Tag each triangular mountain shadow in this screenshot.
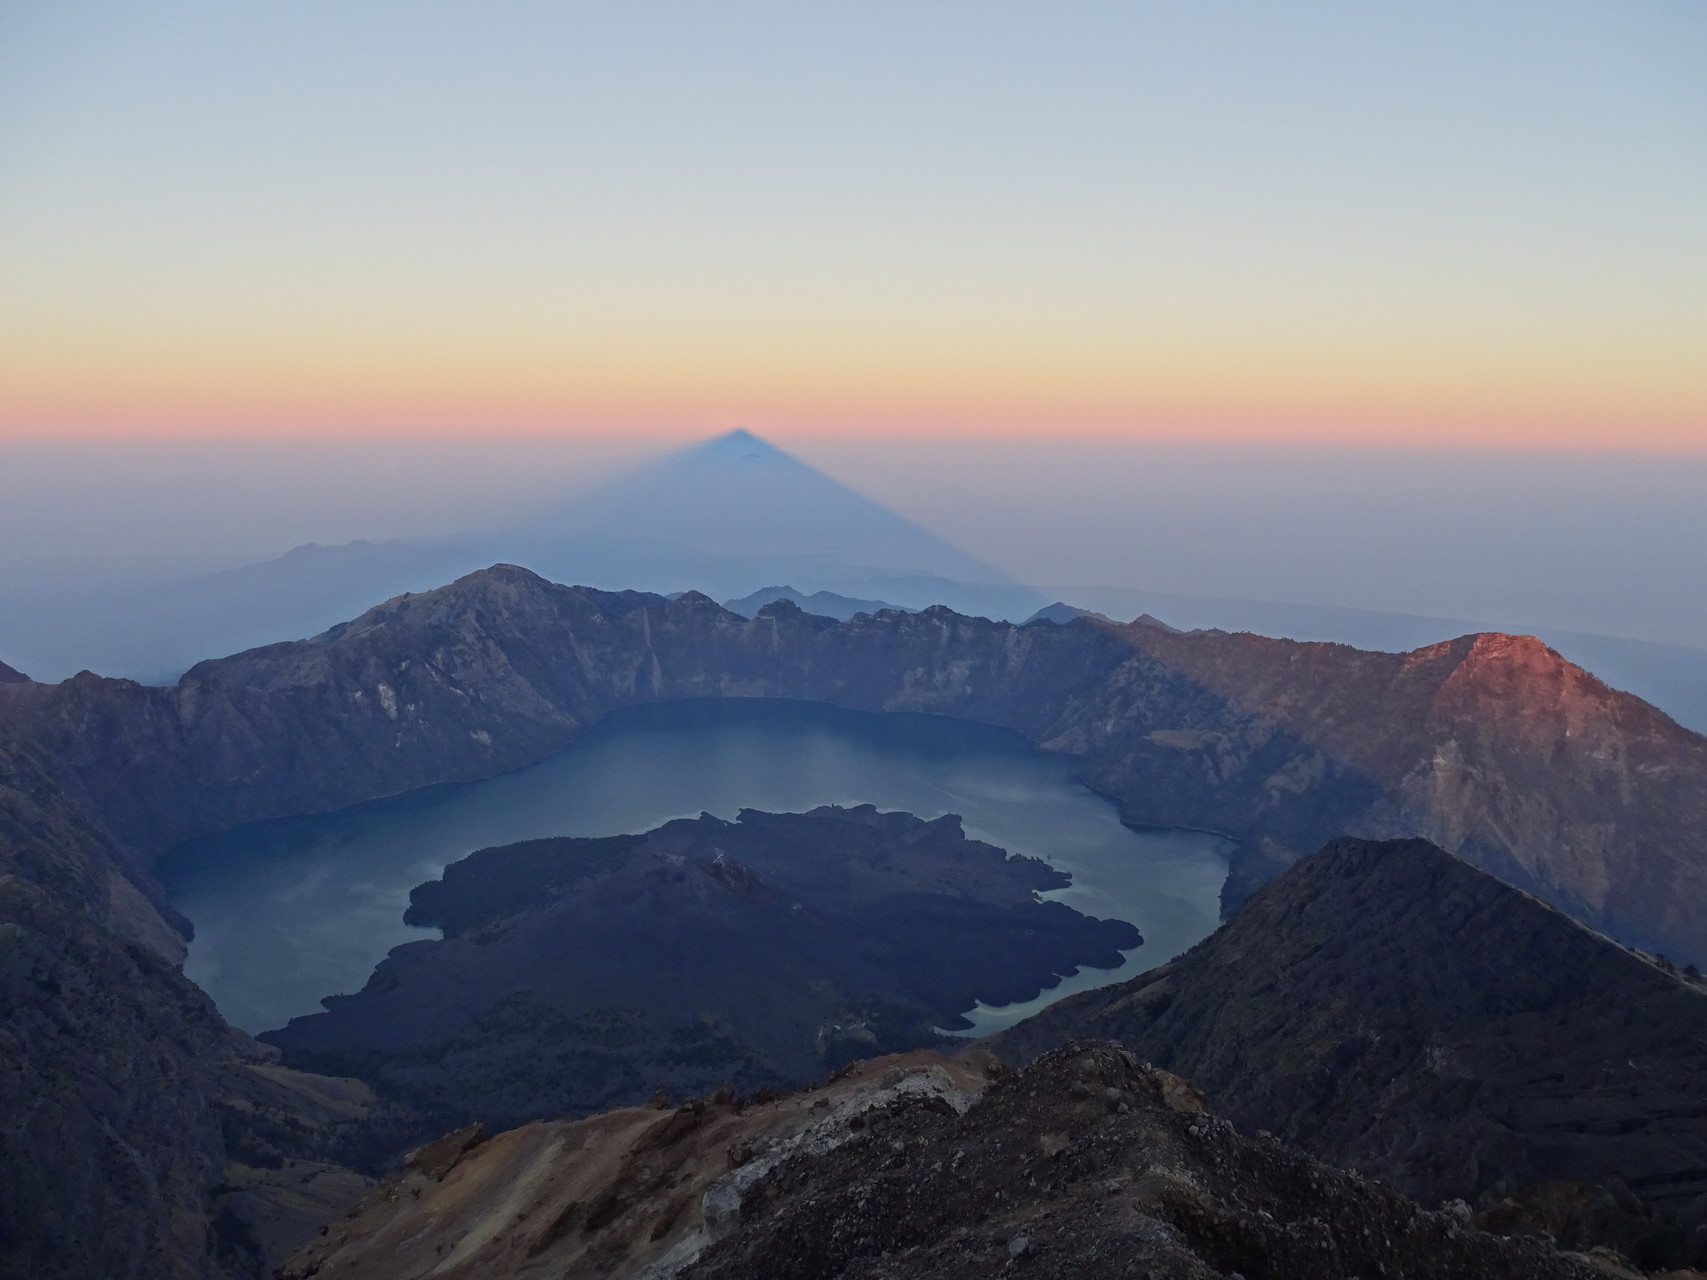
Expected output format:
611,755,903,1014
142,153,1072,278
523,429,1014,586
0,431,1049,683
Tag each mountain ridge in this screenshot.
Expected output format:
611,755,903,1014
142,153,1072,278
281,1039,1616,1280
722,584,907,620
991,837,1707,1256
3,563,1704,968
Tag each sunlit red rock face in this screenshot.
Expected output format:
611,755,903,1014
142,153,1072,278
1113,625,1707,964
3,564,1704,970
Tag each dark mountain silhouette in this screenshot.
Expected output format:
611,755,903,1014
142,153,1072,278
262,806,1137,1138
993,837,1707,1265
1024,600,1176,630
722,584,907,620
0,658,28,683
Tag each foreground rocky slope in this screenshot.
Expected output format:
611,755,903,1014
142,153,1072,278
280,1049,1000,1280
264,806,1135,1135
285,1042,1614,1280
995,837,1707,1269
1,748,374,1278
0,844,375,1278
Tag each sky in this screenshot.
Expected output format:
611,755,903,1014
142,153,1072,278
1,1,1704,449
1,3,1704,654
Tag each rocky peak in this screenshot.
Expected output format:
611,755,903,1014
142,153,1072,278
683,1040,1603,1280
993,836,1707,1265
279,1040,1611,1280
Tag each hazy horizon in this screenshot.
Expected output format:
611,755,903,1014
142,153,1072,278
1,5,1702,664
2,431,1705,655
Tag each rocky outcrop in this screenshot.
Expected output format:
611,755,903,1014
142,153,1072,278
263,807,1136,1137
685,1043,1615,1280
0,751,376,1279
279,1049,1000,1280
687,1044,1612,1280
4,564,1704,967
281,1043,1614,1280
0,820,375,1278
0,854,235,1280
992,837,1707,1270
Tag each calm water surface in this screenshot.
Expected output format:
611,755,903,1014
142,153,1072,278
162,700,1231,1034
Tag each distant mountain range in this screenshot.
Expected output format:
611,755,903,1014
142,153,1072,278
1,429,1701,737
722,584,908,620
0,431,1043,683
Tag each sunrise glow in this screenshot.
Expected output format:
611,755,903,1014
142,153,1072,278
1,2,1702,451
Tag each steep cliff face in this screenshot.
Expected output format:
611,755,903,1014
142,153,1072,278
0,661,27,684
991,838,1707,1267
0,739,380,1279
0,762,374,1280
6,564,1704,966
0,856,233,1280
1118,628,1707,958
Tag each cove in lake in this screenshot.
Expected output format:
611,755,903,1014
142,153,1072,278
161,699,1232,1036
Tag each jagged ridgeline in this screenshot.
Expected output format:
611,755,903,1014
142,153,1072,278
3,564,1707,1278
993,837,1707,1266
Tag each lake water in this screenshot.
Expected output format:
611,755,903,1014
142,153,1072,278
161,699,1231,1036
